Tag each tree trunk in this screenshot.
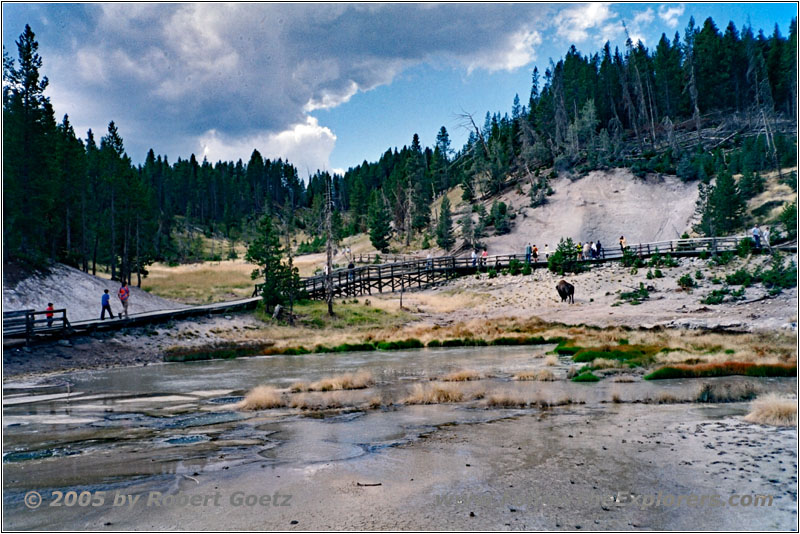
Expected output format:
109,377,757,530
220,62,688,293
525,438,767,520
110,187,117,281
325,179,334,317
136,217,141,288
81,191,88,272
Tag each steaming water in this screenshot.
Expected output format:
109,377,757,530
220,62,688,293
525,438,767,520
3,345,795,510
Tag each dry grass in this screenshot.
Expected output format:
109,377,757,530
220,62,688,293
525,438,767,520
591,358,621,369
744,393,798,426
238,385,285,410
403,382,466,404
612,376,636,383
514,369,556,381
485,393,530,408
439,369,482,382
143,260,255,304
297,371,374,392
544,355,559,366
647,391,683,404
695,381,760,403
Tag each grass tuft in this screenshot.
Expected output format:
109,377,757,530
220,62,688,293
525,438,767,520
645,362,796,380
403,382,466,404
439,369,482,382
744,393,798,426
514,369,556,381
238,385,285,410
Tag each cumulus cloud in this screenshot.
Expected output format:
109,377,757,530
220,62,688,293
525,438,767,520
198,117,337,176
553,3,618,44
658,5,686,29
6,3,557,167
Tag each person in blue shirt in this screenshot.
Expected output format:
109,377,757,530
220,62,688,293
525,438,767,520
101,289,114,320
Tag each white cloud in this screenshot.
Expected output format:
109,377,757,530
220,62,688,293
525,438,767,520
553,3,617,43
658,5,685,29
467,29,542,73
198,116,337,176
633,8,655,26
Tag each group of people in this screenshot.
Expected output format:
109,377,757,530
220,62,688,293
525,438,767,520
470,248,490,267
751,224,772,251
576,240,604,260
100,282,130,320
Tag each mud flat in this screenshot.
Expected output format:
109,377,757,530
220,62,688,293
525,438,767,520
2,345,797,531
4,403,796,531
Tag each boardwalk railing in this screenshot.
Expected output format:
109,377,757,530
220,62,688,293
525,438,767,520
3,308,72,342
255,235,772,301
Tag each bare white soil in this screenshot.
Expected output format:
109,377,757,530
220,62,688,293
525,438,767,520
3,263,186,322
375,253,798,333
454,168,700,256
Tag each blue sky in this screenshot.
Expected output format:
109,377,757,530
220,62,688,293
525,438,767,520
3,3,797,176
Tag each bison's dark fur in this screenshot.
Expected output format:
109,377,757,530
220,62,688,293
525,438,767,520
556,280,574,303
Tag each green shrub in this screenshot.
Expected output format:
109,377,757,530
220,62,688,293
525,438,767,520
701,288,729,305
619,283,649,304
572,372,601,382
521,264,532,276
554,344,583,355
488,268,498,279
621,247,645,268
508,259,523,276
677,274,696,290
725,268,752,287
332,343,376,352
709,251,734,266
280,346,311,355
736,238,754,258
755,254,797,294
695,270,704,280
548,237,586,274
427,339,442,348
653,269,663,278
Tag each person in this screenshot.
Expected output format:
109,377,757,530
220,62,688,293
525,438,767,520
347,260,355,282
619,236,627,253
118,282,130,319
596,240,603,258
481,248,488,267
583,241,591,261
590,241,597,259
762,226,772,252
471,249,478,267
101,289,114,320
532,244,539,263
576,241,583,260
525,242,532,265
544,244,550,260
426,252,433,270
752,224,761,249
46,303,54,327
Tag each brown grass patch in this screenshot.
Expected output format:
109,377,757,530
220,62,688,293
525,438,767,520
305,371,374,392
695,381,761,403
612,375,636,383
514,369,556,381
238,385,285,410
485,393,530,408
404,382,466,404
544,355,559,366
744,393,798,426
439,369,482,382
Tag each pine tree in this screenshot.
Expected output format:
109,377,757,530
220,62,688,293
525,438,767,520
367,191,391,252
245,213,294,312
436,196,455,250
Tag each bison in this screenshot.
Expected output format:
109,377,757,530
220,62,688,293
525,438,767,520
556,280,574,304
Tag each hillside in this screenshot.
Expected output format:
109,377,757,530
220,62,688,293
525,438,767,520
462,168,699,254
3,263,186,321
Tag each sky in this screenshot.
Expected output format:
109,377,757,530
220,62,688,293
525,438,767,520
2,3,797,177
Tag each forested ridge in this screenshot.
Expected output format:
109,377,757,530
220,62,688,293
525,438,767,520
3,16,797,283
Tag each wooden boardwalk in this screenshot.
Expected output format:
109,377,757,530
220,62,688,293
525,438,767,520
283,235,783,301
5,235,794,343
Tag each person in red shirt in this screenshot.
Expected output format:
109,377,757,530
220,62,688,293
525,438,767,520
46,303,54,327
118,283,130,319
